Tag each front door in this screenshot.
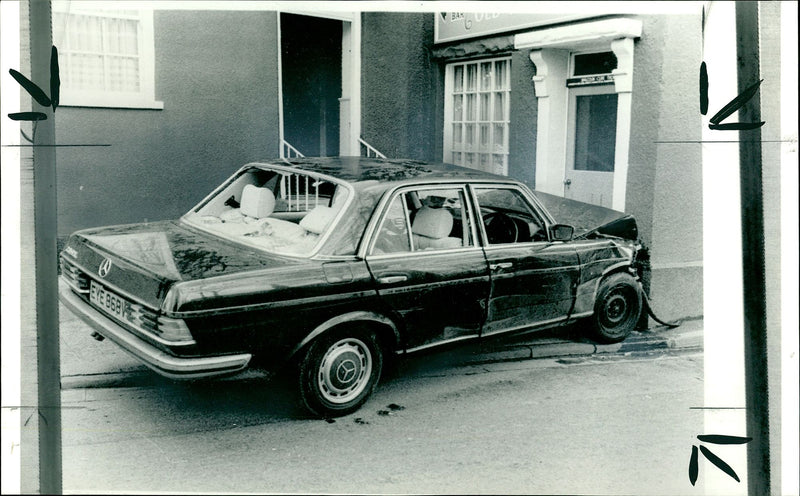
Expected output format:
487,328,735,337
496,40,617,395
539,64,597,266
471,185,580,336
564,85,618,208
365,186,489,351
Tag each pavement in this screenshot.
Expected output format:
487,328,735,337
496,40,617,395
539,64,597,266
57,279,704,390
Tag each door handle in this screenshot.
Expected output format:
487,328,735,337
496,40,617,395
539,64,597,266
563,178,572,186
377,275,408,285
489,262,513,271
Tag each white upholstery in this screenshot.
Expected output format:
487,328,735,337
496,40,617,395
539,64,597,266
413,234,462,250
411,207,462,251
411,206,453,239
219,207,245,223
300,206,336,235
240,185,276,219
264,218,307,239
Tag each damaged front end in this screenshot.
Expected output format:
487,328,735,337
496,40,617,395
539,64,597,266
534,190,647,276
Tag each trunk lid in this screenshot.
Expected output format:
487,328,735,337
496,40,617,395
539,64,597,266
61,220,302,309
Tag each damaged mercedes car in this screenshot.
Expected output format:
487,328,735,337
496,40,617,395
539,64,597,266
59,157,644,417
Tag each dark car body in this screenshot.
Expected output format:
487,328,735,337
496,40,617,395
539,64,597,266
60,157,642,415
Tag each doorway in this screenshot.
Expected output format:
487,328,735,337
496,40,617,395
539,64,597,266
280,13,342,157
564,84,618,208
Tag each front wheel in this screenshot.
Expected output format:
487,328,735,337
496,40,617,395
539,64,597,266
590,272,642,343
297,330,383,417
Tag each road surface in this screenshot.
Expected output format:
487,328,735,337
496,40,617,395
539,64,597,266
60,349,704,494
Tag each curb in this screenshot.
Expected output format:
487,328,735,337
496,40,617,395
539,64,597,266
462,327,703,366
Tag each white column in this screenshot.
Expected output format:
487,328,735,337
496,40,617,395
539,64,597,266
529,48,568,195
610,37,634,211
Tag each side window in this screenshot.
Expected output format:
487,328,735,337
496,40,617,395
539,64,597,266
372,196,411,255
473,188,547,245
371,187,474,254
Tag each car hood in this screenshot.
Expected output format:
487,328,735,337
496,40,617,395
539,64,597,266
534,191,639,242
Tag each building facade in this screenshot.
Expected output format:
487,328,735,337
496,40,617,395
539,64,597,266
52,5,703,320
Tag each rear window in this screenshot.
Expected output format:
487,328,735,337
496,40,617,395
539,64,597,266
183,167,349,256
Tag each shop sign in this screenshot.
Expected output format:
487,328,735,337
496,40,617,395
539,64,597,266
566,74,616,87
435,12,589,44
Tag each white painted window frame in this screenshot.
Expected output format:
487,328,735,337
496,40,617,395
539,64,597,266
443,56,512,176
52,2,163,109
514,18,641,211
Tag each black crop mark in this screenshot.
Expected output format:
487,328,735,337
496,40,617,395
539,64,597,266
700,61,765,131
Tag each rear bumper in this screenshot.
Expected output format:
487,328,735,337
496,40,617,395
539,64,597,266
59,284,252,380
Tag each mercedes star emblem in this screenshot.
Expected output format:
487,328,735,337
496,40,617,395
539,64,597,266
98,258,112,278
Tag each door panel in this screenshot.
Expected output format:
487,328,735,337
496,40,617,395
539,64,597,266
366,186,490,351
367,251,490,350
482,243,579,336
471,186,580,336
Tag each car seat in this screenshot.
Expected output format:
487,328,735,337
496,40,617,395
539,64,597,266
411,206,462,251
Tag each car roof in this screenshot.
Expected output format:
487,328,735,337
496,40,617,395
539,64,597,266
251,156,516,190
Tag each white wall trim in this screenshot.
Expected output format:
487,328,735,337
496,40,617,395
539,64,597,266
610,37,635,93
348,14,361,156
529,48,569,196
514,18,642,50
516,18,641,208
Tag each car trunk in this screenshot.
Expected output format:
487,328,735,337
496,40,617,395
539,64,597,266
61,220,302,310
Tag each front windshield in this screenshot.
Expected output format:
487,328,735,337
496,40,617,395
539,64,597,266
183,166,350,256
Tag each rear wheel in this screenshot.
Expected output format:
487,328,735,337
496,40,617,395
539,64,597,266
298,329,383,417
591,272,642,343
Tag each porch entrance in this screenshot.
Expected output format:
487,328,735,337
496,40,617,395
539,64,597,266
280,13,342,157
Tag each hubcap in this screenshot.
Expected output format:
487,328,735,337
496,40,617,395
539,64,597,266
317,338,372,404
602,288,629,326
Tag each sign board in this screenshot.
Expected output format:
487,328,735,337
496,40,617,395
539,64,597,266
434,12,590,44
566,74,616,87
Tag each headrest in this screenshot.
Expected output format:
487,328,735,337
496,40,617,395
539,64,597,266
240,185,275,219
300,206,337,234
411,206,453,239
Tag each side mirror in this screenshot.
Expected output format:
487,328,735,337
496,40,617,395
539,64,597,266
549,224,574,242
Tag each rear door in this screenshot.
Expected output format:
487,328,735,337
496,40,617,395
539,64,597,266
469,185,580,337
365,185,490,351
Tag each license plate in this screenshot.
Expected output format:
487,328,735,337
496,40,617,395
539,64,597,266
90,281,129,321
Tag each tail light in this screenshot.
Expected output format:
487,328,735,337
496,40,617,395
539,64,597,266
154,315,194,343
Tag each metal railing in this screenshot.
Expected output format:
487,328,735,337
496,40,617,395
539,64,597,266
359,138,386,159
281,140,305,159
278,171,331,212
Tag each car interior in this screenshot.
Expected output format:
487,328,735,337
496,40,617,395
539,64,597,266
184,168,346,255
473,188,547,244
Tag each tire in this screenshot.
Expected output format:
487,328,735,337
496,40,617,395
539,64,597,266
590,272,642,344
297,329,383,417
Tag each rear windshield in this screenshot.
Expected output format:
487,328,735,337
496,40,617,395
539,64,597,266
183,166,350,256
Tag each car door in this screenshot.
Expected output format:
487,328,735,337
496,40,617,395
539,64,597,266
470,185,580,337
364,185,490,351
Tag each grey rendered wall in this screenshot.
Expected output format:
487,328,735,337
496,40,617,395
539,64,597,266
627,15,704,320
507,50,538,188
361,12,438,161
55,11,281,237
